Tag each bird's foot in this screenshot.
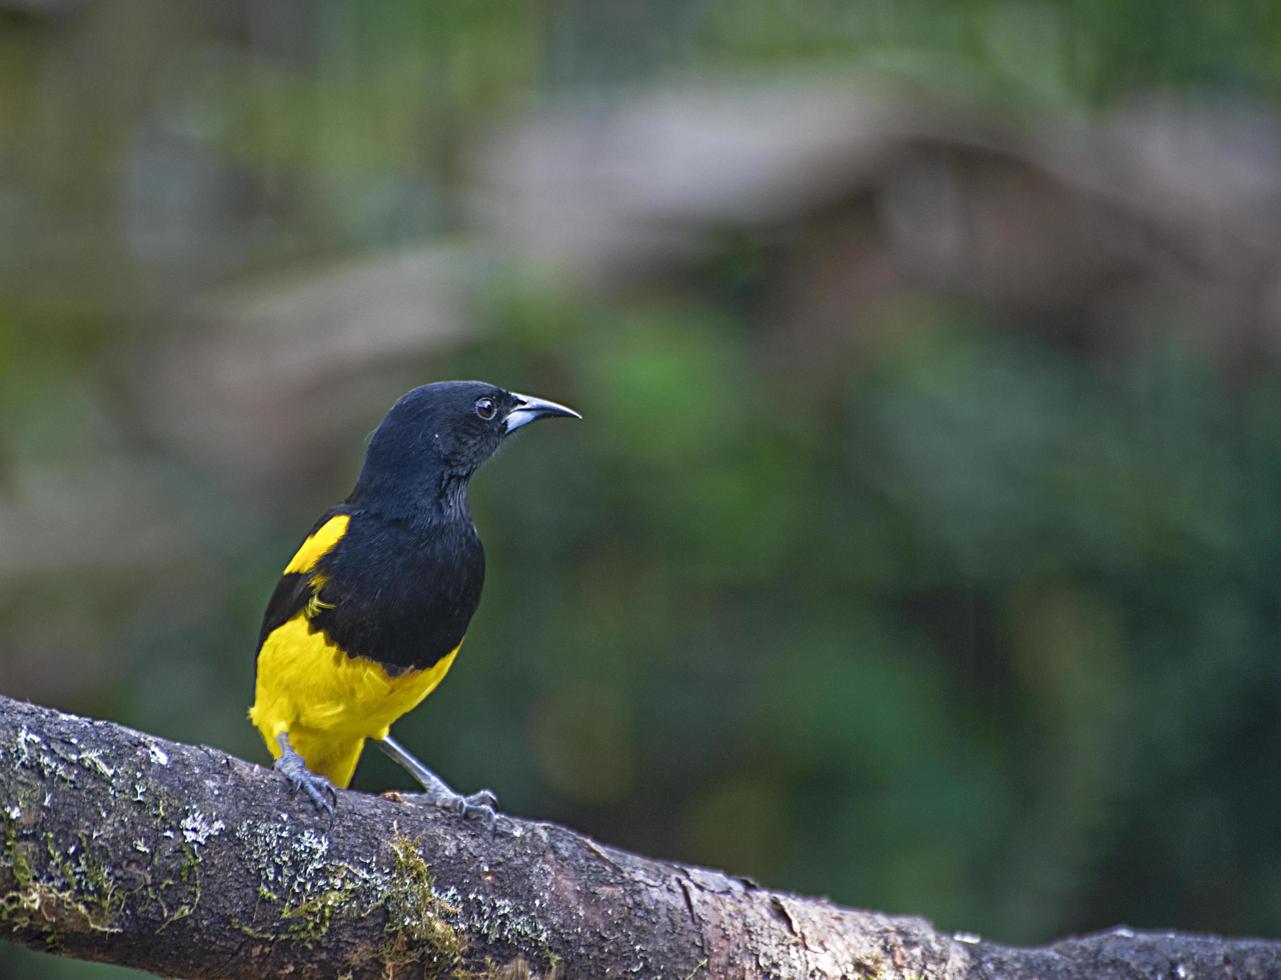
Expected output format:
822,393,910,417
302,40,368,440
274,735,337,814
431,786,498,827
393,786,498,827
463,787,498,810
374,735,497,827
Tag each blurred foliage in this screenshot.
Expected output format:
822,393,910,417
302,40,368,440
3,1,1281,977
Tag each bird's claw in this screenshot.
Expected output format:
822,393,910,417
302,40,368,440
274,754,337,815
405,787,499,827
464,787,498,810
452,793,497,829
438,787,498,828
383,788,497,826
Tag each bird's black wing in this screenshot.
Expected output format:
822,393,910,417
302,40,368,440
255,573,314,649
255,506,350,651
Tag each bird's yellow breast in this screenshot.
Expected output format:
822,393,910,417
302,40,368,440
249,615,458,786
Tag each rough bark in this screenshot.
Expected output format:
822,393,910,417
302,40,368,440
0,694,1276,979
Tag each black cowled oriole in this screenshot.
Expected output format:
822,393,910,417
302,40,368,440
249,381,579,816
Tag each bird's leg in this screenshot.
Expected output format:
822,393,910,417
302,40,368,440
376,735,497,824
274,732,337,814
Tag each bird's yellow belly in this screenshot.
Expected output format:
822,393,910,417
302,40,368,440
249,615,458,787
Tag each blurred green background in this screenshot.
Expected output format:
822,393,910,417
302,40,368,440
4,1,1281,975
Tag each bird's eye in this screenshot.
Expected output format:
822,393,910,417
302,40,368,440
475,397,497,421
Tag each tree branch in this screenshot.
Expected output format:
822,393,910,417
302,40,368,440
0,694,1275,979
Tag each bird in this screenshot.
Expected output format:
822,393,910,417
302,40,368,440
248,380,580,818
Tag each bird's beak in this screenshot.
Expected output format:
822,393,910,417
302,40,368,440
504,392,582,434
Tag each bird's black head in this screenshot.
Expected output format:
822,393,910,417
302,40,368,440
348,381,579,520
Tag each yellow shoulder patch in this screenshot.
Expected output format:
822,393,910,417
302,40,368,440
283,514,351,575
